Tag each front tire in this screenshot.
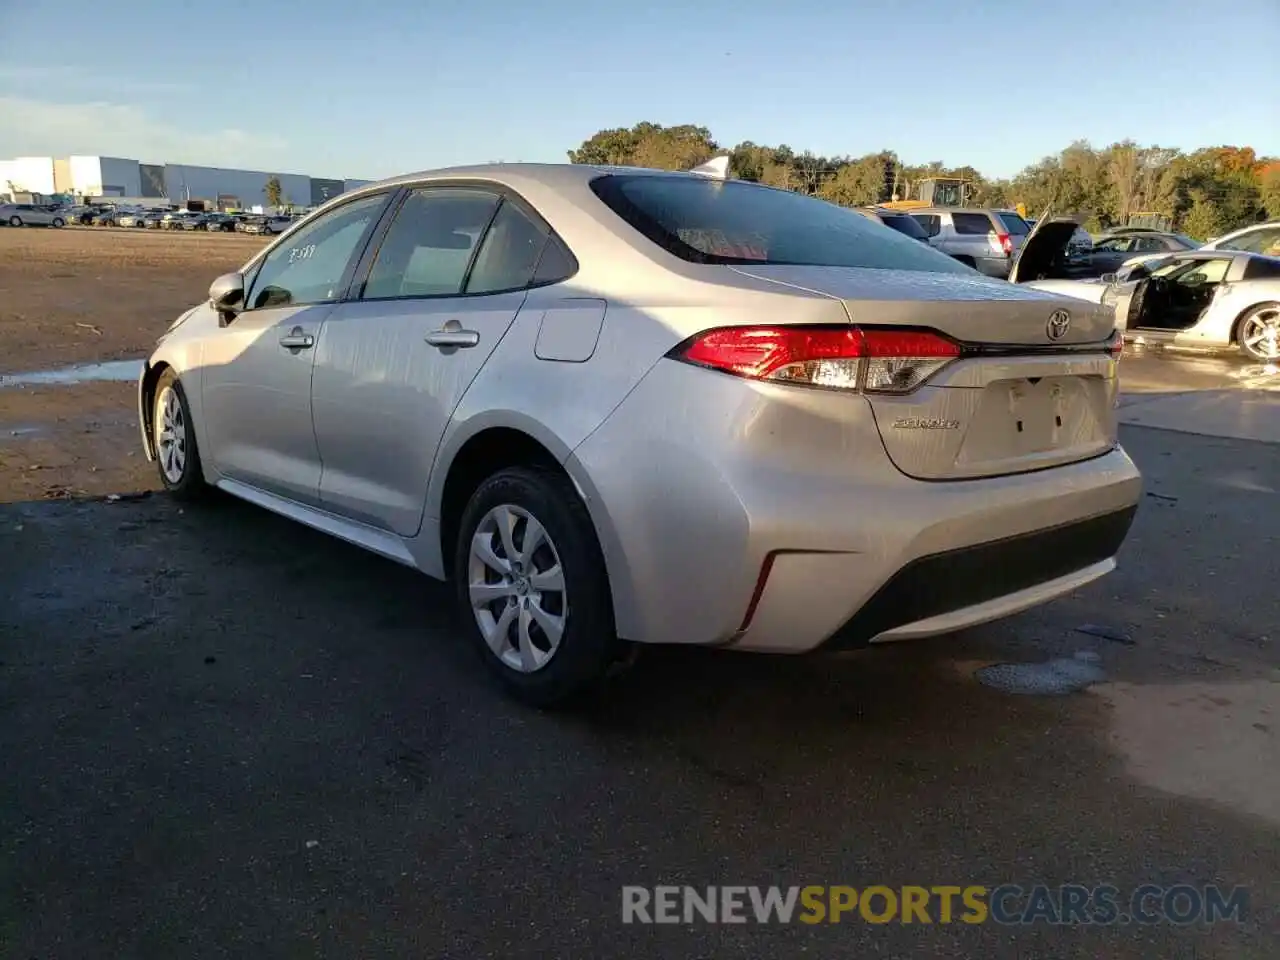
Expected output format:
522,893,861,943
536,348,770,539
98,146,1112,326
1237,303,1280,361
454,466,621,707
152,371,208,500
8,215,21,227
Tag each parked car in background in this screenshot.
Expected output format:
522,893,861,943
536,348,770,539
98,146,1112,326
908,207,1033,277
1122,220,1280,270
1035,229,1198,279
136,162,1138,705
855,206,931,242
238,214,294,235
1017,219,1280,361
1,203,66,227
202,213,239,232
90,208,121,226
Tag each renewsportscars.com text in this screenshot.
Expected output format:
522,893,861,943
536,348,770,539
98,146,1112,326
621,884,1248,926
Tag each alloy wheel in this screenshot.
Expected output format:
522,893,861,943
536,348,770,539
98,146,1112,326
155,385,188,483
1241,307,1280,361
467,504,567,673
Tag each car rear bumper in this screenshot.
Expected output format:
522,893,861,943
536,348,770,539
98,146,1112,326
569,358,1142,651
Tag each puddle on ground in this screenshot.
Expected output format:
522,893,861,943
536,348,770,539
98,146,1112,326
975,651,1106,695
1095,679,1280,827
0,359,143,388
1,425,46,439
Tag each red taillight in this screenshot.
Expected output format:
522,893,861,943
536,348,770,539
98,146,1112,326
673,325,961,394
997,232,1013,256
1108,330,1124,360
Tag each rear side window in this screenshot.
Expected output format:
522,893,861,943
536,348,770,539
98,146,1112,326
995,212,1031,235
952,212,996,235
879,214,928,240
466,200,552,294
588,176,969,274
362,188,500,299
1242,256,1280,280
912,214,941,237
531,234,578,285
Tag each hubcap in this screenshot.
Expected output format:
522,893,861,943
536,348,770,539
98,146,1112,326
468,504,566,673
1242,309,1280,360
155,385,187,483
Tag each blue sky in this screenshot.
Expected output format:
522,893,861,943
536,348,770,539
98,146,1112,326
1,0,1277,180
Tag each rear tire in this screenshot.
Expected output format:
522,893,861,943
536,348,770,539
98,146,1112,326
454,466,622,708
51,217,64,228
1236,302,1280,361
152,370,209,500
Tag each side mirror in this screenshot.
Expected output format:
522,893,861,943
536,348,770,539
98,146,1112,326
1100,273,1118,284
209,272,245,317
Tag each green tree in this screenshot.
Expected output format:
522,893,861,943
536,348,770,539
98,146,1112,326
1258,161,1280,219
263,176,284,209
568,123,1270,235
568,122,717,171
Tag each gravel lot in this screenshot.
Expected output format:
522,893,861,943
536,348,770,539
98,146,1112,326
1,227,1278,958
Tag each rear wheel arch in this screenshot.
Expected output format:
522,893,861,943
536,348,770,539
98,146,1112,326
439,427,572,580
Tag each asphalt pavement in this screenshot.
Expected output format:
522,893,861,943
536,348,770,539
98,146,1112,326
1,350,1278,959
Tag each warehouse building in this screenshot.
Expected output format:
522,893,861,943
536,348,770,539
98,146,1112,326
1,154,372,210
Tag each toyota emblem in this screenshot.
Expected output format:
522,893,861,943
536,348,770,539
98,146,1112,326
1046,309,1071,341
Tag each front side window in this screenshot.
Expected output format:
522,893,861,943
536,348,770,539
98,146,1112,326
1094,237,1134,253
911,214,942,237
1171,258,1231,286
245,193,387,310
879,213,929,240
362,189,500,299
589,175,969,274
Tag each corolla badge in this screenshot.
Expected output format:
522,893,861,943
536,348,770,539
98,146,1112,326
893,417,960,430
1046,309,1072,341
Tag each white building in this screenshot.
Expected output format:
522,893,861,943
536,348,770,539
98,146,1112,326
0,156,58,197
2,154,372,208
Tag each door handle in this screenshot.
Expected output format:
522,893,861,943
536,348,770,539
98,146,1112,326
279,327,315,350
425,327,480,349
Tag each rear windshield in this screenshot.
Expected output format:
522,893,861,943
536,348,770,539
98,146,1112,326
589,175,971,274
996,212,1031,235
878,213,928,240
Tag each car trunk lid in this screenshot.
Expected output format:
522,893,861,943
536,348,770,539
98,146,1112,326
729,264,1120,480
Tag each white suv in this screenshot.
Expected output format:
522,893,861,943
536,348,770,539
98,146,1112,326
1,203,66,228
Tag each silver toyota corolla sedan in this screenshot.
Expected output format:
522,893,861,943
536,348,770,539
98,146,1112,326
138,161,1142,705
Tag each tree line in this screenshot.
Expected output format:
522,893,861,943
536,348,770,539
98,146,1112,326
568,123,1280,238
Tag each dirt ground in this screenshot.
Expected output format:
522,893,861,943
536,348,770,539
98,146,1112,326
0,228,265,501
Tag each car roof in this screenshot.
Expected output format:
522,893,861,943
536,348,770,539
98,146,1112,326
352,162,715,197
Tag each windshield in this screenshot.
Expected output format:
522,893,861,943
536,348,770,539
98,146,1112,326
589,175,972,274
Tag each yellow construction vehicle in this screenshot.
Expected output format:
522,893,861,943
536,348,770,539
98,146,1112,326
880,176,971,210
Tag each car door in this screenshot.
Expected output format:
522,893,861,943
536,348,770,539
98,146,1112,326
199,191,390,504
311,186,552,536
